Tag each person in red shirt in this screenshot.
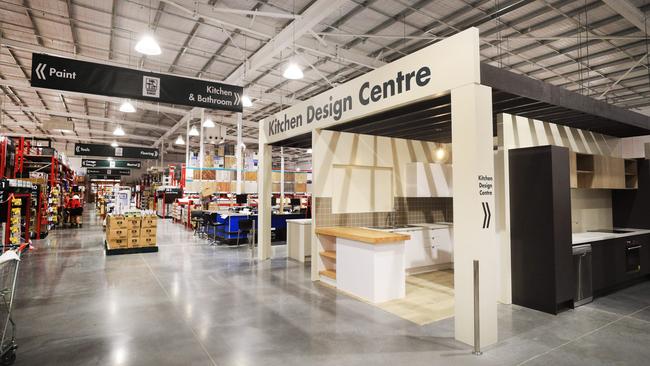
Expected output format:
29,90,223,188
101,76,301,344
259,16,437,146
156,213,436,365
69,194,83,227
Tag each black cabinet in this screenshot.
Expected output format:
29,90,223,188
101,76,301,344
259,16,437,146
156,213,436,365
509,146,573,314
591,234,650,294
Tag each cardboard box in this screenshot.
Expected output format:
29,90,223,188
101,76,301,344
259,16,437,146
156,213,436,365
107,215,128,230
140,236,157,247
126,228,140,239
127,237,141,248
141,216,157,228
107,228,129,240
126,217,142,229
140,227,157,238
107,237,128,249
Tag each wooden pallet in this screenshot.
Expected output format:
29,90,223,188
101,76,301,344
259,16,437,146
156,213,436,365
104,241,159,256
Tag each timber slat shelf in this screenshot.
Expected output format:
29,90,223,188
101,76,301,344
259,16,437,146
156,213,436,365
319,251,336,260
319,269,336,280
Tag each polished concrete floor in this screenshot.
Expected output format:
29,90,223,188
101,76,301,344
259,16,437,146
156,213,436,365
11,208,650,366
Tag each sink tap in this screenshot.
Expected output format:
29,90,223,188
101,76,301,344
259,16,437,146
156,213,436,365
385,210,397,228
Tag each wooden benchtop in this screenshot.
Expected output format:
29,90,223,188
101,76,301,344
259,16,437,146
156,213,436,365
315,227,410,244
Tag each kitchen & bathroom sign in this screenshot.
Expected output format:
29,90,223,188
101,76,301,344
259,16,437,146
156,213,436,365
31,53,243,112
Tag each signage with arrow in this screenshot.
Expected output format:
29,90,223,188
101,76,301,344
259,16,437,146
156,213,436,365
31,53,243,112
481,202,491,229
75,143,158,159
82,159,141,168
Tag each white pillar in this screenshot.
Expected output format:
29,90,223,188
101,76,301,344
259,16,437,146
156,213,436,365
280,146,285,212
199,109,205,191
451,83,498,347
185,116,190,169
236,113,243,194
160,144,164,167
257,135,272,260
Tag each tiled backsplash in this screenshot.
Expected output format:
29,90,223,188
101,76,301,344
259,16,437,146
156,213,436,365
315,197,453,227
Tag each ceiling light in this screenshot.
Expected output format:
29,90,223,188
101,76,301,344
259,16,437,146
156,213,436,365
203,117,215,128
135,34,161,56
119,99,136,113
307,148,312,154
435,147,446,161
283,60,303,80
175,135,185,145
188,125,200,136
242,95,253,107
107,157,114,161
111,140,119,148
113,125,125,136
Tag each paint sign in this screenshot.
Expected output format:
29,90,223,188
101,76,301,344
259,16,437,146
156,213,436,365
31,53,243,112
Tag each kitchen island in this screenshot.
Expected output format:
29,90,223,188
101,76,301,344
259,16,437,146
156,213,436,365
315,227,410,303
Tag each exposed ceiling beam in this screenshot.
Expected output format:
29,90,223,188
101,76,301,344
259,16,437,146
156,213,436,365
0,133,153,148
602,0,648,32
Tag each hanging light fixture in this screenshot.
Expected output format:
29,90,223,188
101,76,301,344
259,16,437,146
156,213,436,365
111,140,119,148
188,125,200,136
113,125,125,136
283,58,303,80
203,117,215,128
175,135,185,145
242,95,253,107
119,99,136,113
107,157,114,161
435,146,446,161
135,34,161,55
135,0,161,56
307,148,312,154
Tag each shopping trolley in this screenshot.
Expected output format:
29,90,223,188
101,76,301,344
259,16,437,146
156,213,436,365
0,244,28,366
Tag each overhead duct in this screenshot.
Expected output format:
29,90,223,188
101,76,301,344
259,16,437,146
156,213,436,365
43,117,75,133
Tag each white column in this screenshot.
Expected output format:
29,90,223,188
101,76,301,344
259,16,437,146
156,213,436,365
451,83,498,347
185,116,190,169
199,109,205,191
257,130,272,260
236,113,243,194
280,146,285,212
160,144,164,167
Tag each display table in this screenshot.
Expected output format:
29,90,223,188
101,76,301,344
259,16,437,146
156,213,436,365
287,219,312,262
315,227,409,303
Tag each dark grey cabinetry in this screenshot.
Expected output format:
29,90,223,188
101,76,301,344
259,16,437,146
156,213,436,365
591,234,649,294
509,145,573,314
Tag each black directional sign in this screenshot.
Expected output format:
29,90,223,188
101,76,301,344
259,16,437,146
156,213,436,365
89,175,122,180
74,143,159,159
31,53,243,112
82,159,141,169
87,168,131,176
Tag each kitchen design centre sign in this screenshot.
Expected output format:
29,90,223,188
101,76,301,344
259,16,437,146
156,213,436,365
75,143,159,159
262,28,480,143
31,53,243,112
87,168,131,176
82,159,141,169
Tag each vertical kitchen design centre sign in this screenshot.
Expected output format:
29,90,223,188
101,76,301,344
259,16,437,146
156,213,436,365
31,53,243,112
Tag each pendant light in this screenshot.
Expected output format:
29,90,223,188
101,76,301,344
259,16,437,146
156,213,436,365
119,99,136,113
135,34,161,56
175,135,185,145
203,117,215,128
113,125,125,136
283,58,303,80
242,95,253,107
135,0,161,56
188,125,200,136
111,140,119,148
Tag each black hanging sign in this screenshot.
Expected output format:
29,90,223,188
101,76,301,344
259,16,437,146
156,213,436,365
89,175,122,180
31,53,243,112
74,143,159,159
82,159,142,169
87,168,131,176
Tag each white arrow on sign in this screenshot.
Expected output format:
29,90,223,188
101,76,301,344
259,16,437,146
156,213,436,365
35,63,47,80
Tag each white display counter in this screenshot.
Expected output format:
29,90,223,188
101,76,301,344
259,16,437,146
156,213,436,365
286,219,312,262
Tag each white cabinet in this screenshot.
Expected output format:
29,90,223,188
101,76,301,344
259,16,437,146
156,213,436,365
405,162,453,197
424,227,453,264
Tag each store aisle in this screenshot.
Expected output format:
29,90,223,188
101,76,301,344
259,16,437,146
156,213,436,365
10,207,650,366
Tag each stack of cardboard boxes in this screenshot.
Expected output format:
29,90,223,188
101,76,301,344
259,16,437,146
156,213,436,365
105,212,158,249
